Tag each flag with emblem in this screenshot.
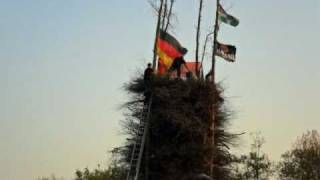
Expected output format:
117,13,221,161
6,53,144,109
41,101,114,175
218,4,239,27
216,42,237,62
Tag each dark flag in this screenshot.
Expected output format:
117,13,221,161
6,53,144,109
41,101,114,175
216,42,237,62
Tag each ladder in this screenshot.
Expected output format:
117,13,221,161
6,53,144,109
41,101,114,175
126,95,153,180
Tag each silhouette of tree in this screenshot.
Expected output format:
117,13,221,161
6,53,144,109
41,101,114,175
35,175,64,180
278,130,320,180
74,163,126,180
232,132,274,180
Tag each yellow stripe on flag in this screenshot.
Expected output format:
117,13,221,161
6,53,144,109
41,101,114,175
157,47,175,68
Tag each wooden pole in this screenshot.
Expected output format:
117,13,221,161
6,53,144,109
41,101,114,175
195,0,203,78
148,1,164,179
209,0,219,177
152,0,164,70
211,0,219,84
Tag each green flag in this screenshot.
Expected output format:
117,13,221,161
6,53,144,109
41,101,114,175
218,4,239,27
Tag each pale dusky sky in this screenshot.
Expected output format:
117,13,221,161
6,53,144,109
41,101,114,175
0,0,319,179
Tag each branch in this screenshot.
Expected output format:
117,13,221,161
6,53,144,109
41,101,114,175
200,31,213,69
164,0,175,32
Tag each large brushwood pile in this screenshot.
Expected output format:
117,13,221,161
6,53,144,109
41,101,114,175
119,76,237,180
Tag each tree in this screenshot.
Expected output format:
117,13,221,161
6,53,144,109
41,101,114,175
232,132,274,180
278,130,320,180
74,163,126,180
35,175,64,180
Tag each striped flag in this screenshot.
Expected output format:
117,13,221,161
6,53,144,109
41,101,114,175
156,30,187,74
218,4,239,27
216,42,237,62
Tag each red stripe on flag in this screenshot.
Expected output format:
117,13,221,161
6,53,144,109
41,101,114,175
157,59,168,75
157,37,183,58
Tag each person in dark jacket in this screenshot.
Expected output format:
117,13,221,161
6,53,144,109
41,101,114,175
143,63,153,103
168,48,189,78
144,63,153,81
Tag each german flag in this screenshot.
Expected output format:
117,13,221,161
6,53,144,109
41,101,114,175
157,30,187,74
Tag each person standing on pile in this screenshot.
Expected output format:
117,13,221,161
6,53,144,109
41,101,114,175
144,63,154,82
168,48,190,78
143,63,153,103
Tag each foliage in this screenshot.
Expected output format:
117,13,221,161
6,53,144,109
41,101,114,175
278,130,320,180
116,76,239,179
232,132,274,180
35,175,64,180
74,163,126,180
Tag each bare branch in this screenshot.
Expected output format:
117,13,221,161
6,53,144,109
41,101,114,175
200,31,213,68
148,0,158,13
164,0,175,32
161,0,168,29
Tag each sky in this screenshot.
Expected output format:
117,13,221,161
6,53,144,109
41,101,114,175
0,0,319,179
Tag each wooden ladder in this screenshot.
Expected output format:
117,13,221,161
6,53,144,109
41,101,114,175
126,96,153,180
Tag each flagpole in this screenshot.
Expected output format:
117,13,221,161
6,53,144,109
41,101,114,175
211,0,219,84
152,0,164,70
148,1,164,179
195,0,203,78
209,0,219,177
